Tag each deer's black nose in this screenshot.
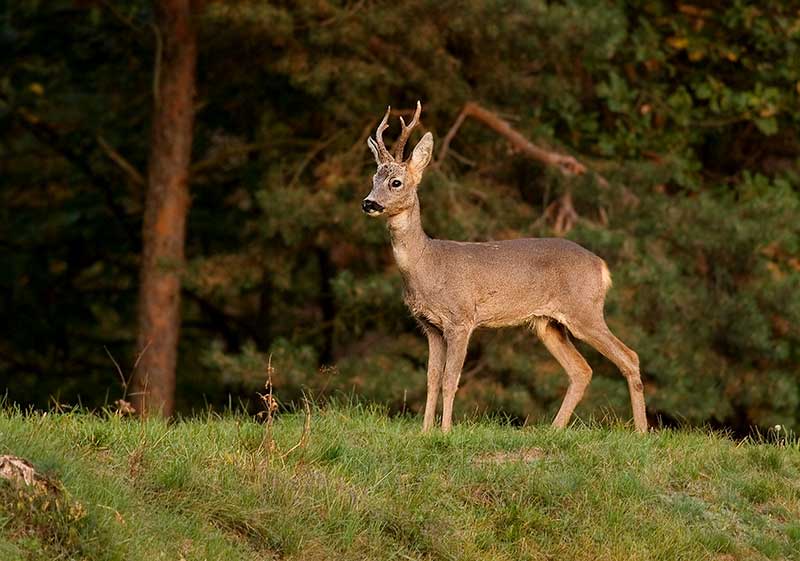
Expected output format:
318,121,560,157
362,199,384,214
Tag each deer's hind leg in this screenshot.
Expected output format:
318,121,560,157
569,315,648,433
534,318,593,429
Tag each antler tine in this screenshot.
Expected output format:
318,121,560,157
393,100,422,161
374,105,393,163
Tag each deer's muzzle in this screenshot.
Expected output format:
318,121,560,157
362,199,384,215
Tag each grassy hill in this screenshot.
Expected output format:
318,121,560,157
1,406,799,561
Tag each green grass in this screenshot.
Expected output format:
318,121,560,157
1,406,800,560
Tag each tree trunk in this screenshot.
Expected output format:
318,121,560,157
131,0,197,417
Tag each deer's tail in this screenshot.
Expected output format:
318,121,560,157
600,260,613,293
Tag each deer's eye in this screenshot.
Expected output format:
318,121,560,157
390,179,402,189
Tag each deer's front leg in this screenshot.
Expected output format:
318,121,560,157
441,327,472,433
422,325,446,432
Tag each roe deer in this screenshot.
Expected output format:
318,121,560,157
362,101,647,433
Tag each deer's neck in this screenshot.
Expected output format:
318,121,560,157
387,195,429,275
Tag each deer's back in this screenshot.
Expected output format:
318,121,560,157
404,237,610,330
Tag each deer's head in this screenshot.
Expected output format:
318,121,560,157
362,101,433,217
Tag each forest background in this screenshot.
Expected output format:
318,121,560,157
2,0,799,434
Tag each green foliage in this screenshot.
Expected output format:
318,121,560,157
2,408,800,560
1,1,799,430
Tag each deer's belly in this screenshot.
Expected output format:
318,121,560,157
404,283,546,331
476,306,542,329
470,284,550,328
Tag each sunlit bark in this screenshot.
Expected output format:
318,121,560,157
131,0,197,417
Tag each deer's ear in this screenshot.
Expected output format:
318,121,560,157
367,137,382,164
409,132,434,172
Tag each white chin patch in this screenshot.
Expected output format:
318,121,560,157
366,210,384,216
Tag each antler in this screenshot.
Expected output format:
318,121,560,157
373,106,393,163
393,100,422,161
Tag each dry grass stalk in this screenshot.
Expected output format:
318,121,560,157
105,340,152,417
256,355,312,464
280,397,311,461
257,354,279,457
